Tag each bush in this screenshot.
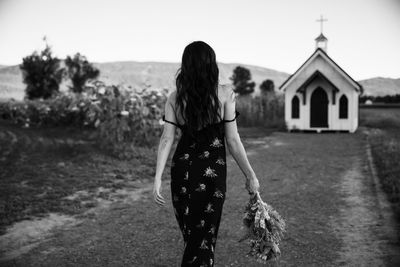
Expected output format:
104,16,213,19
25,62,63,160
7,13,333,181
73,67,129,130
230,66,255,96
0,80,169,159
0,92,92,127
360,94,400,104
259,79,275,94
65,53,100,93
92,81,167,158
20,44,64,100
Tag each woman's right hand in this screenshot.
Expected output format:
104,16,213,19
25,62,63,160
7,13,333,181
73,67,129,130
153,178,166,206
245,175,260,195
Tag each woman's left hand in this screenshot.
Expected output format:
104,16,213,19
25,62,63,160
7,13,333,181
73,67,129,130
153,178,166,206
245,175,260,195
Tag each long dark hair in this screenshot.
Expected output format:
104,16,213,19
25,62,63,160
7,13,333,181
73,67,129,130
175,41,220,137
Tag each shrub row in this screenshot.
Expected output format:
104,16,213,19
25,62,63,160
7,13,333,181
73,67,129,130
0,81,168,158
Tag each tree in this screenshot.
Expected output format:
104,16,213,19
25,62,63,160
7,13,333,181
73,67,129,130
229,66,255,96
65,53,100,93
260,79,275,95
20,44,64,100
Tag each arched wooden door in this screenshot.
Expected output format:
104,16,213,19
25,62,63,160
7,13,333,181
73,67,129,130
310,87,328,127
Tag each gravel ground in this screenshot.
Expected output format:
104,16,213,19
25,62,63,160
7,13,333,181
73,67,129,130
2,129,400,266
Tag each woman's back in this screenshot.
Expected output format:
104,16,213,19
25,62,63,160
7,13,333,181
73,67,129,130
167,83,231,129
162,83,239,154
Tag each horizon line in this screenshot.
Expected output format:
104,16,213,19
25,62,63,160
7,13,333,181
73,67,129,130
0,60,398,81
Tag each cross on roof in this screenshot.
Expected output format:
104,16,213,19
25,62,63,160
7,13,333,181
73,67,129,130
316,15,328,33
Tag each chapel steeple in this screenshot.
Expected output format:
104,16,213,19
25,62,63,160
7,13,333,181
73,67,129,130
315,15,328,53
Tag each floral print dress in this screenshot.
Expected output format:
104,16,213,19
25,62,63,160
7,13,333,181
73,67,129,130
162,110,240,267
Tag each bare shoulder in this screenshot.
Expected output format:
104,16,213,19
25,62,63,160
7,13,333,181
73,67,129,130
167,90,177,105
218,83,235,103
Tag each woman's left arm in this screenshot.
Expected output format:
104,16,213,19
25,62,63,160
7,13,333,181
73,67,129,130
153,93,177,206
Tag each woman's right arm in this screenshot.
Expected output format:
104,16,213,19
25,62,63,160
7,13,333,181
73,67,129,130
223,86,260,194
153,92,177,206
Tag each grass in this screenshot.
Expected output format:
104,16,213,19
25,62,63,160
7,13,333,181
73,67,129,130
360,107,400,219
0,118,275,235
0,120,159,235
1,104,399,236
2,105,400,265
9,130,363,266
359,107,400,129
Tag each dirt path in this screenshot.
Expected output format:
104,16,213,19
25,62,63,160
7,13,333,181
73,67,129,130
2,130,400,266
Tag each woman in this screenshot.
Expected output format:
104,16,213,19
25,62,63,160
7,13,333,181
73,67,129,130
153,41,260,267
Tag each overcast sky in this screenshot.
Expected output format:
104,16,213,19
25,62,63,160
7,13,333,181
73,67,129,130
0,0,399,80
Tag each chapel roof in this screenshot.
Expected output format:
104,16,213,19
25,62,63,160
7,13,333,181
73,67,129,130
279,48,362,92
296,70,339,93
315,33,328,42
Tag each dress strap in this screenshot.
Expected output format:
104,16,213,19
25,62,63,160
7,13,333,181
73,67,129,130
162,115,183,129
223,110,240,122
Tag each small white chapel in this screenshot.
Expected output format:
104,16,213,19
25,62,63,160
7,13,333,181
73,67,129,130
280,16,362,133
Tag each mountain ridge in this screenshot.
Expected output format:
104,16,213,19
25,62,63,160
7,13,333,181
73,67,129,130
0,61,398,100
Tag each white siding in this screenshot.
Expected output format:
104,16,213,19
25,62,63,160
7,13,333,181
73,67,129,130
284,53,360,132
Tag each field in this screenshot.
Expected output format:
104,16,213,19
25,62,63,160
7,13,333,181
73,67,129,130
2,122,400,266
0,120,158,235
359,107,400,219
360,106,400,129
0,105,400,265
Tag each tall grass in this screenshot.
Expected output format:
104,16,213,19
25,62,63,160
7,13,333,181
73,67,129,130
359,108,400,129
235,93,285,129
361,107,400,220
369,129,400,219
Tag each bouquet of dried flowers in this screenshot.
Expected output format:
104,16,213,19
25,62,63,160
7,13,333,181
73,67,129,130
239,191,286,264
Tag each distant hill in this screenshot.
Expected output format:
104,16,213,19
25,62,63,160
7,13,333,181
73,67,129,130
0,61,290,100
358,77,400,97
95,61,290,92
0,61,398,101
0,65,25,100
